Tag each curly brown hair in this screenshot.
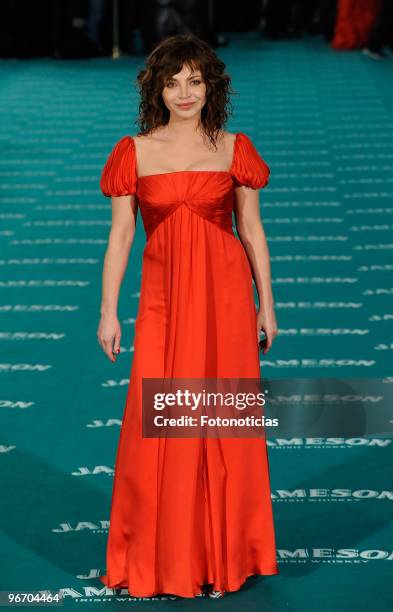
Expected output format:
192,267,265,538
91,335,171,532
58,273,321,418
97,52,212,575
133,34,237,150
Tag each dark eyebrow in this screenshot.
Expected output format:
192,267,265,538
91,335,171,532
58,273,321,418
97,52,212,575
167,73,202,81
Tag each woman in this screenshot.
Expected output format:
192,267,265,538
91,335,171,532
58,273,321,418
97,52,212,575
97,33,279,599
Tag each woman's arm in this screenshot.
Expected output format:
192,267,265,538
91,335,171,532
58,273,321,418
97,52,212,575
234,186,278,354
97,195,138,362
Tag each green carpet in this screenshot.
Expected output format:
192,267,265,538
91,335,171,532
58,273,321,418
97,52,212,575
1,32,393,611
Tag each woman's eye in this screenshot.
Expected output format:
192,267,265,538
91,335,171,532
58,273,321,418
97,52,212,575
165,79,202,88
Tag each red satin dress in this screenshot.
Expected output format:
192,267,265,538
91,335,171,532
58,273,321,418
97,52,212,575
99,132,279,597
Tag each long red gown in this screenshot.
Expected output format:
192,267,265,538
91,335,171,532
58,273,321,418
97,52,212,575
98,131,279,597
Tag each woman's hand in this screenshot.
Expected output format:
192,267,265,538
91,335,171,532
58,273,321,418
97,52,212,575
97,313,121,363
256,304,278,355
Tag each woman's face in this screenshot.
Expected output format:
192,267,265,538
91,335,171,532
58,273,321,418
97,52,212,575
161,63,206,119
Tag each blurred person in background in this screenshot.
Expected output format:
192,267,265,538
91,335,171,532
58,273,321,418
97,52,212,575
315,0,338,41
263,0,319,39
140,0,215,54
51,0,134,59
50,0,103,58
363,0,393,59
86,0,107,56
331,0,381,50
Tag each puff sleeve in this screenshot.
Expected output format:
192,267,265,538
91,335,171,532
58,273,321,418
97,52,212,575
100,135,137,197
231,132,270,190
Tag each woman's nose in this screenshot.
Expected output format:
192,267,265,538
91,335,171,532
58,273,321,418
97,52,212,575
179,86,190,98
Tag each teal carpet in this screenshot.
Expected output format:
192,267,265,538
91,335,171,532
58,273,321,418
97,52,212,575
1,33,393,611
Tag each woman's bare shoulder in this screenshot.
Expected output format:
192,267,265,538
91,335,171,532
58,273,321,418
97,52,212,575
221,130,237,148
132,133,153,158
220,131,237,158
133,132,155,141
132,130,164,153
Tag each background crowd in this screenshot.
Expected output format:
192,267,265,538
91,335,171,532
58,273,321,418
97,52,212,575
0,0,392,60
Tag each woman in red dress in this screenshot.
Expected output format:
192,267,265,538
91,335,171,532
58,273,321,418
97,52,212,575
97,33,279,599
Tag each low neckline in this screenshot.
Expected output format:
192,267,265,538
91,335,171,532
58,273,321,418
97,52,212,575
133,132,240,180
138,169,232,181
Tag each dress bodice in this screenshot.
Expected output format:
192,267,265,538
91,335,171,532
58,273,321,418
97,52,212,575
100,132,270,241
